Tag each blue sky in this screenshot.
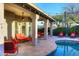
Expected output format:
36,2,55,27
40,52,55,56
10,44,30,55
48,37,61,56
35,3,79,16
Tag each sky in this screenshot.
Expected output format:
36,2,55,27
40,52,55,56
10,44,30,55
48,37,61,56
35,3,68,27
35,3,79,16
35,3,79,27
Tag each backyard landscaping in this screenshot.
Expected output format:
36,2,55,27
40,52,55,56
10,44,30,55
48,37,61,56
53,25,79,37
3,3,79,56
38,25,79,38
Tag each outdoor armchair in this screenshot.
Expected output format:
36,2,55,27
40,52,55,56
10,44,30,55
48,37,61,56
4,41,18,56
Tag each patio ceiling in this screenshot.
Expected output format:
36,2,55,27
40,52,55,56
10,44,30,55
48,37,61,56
27,3,55,21
16,3,55,22
4,3,55,22
4,4,33,18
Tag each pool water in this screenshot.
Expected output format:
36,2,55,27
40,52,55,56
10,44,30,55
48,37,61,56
0,44,4,56
47,40,79,56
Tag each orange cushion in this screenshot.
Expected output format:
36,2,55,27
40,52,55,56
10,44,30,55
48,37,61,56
16,34,26,40
15,34,32,41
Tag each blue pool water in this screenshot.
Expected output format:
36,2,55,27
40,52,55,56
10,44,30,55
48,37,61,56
47,40,79,56
0,44,4,56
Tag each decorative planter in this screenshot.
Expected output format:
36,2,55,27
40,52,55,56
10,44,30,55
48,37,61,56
58,32,64,37
70,32,77,38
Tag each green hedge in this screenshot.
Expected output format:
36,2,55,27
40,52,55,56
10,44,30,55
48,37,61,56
53,27,69,36
69,25,79,36
38,28,44,32
38,25,79,37
38,27,50,35
53,25,79,36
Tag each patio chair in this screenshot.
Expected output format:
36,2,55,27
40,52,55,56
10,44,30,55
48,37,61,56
38,32,44,38
4,41,18,56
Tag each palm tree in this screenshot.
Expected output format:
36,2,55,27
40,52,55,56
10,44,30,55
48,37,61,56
64,4,79,26
53,14,63,27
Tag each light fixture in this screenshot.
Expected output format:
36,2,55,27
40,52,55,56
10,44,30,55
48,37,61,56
21,12,24,21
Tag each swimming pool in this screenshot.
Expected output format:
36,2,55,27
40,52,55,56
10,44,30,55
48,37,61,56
47,40,79,56
0,44,4,56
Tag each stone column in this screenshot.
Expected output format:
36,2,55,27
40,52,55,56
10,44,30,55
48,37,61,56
7,21,15,39
17,22,22,34
50,22,53,36
12,21,15,38
25,22,29,37
32,14,39,46
0,3,4,44
44,19,49,40
7,21,12,39
29,22,32,37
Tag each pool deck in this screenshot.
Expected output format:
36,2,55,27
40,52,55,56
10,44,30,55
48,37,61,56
5,36,79,56
14,36,57,56
50,36,79,42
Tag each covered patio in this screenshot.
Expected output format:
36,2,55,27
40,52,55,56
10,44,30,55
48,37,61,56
3,3,57,55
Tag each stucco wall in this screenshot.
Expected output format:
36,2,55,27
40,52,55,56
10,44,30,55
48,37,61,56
0,4,4,44
4,9,33,39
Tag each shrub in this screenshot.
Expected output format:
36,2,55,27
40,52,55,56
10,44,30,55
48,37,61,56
53,27,68,36
38,28,44,32
69,25,79,37
38,25,79,37
38,27,50,35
